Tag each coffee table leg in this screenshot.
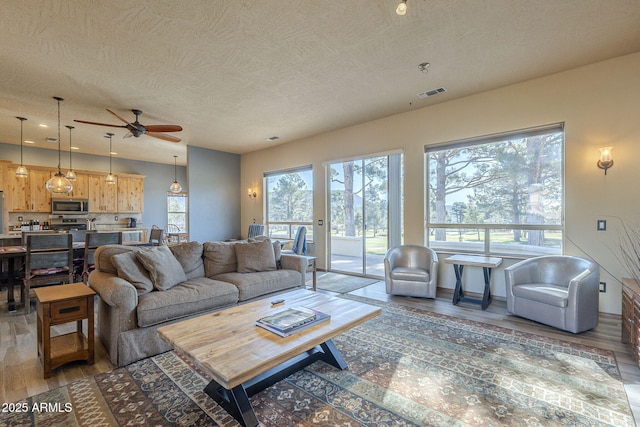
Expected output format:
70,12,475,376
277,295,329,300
204,381,258,427
320,339,348,370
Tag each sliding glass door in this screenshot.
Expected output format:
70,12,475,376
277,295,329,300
327,153,402,277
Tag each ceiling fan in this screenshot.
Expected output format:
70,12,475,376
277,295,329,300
74,109,183,143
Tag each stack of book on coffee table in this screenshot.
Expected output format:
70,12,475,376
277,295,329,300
256,306,330,337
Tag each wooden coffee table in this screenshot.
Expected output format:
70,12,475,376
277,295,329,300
157,288,381,427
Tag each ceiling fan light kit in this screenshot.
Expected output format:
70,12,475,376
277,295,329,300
45,97,73,195
74,109,183,143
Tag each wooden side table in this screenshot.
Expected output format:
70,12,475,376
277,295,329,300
444,254,503,310
35,282,95,378
304,256,317,291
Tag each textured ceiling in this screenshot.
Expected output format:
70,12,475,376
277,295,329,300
1,0,639,165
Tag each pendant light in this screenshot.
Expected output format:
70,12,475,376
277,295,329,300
45,96,73,195
169,155,182,193
65,125,76,181
105,132,116,184
15,116,28,178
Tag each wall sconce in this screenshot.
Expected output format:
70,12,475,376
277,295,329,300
597,147,614,175
248,188,257,199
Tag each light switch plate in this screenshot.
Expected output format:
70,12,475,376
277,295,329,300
597,219,606,231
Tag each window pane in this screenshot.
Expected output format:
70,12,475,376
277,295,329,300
167,194,188,233
488,228,561,255
429,228,485,252
265,167,313,240
426,125,563,255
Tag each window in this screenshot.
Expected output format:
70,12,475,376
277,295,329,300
167,193,188,233
265,166,313,241
425,124,564,256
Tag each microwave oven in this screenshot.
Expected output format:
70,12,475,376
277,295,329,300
51,198,89,214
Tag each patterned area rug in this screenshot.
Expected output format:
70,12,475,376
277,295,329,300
313,272,379,293
3,297,634,426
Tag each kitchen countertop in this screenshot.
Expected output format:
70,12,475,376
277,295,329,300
1,227,148,237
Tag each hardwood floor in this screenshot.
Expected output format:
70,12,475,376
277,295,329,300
1,279,638,425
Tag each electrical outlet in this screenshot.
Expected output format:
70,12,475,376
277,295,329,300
599,281,606,293
115,215,118,221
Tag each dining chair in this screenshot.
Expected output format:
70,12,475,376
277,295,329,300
81,231,122,283
148,227,164,246
281,226,307,255
248,224,265,239
23,233,74,314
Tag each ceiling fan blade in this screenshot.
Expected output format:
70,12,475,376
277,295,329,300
73,119,126,128
147,132,181,143
144,125,183,133
106,108,131,125
123,132,133,138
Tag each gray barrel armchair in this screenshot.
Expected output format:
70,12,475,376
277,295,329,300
384,245,438,298
504,255,600,333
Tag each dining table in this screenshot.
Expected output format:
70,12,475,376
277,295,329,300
0,242,85,312
1,239,148,312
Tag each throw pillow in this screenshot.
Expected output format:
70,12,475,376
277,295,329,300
235,239,277,273
111,251,153,294
248,236,281,264
94,244,138,274
203,241,238,277
170,241,205,279
135,246,187,291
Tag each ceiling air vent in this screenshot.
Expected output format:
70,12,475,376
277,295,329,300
417,87,447,99
46,137,58,143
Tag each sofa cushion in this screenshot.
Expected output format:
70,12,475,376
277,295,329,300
135,246,187,291
170,241,205,279
512,283,568,308
204,241,238,276
391,266,430,282
137,277,239,327
94,244,140,274
235,239,277,273
212,270,301,301
111,251,153,294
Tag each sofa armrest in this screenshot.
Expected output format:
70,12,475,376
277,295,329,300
88,270,138,310
280,254,308,287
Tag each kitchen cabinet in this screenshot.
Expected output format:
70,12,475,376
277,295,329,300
622,278,640,368
59,172,89,199
117,176,144,213
4,167,51,212
88,174,118,212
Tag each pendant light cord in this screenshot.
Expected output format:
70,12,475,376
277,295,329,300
55,97,63,173
17,116,26,164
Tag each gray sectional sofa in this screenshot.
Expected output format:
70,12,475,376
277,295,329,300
88,238,308,366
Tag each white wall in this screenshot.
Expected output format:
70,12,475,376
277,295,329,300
241,52,640,315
